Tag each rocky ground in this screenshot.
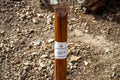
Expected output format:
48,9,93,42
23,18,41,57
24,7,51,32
0,0,120,80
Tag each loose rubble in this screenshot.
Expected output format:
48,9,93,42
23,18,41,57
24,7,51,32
0,0,120,80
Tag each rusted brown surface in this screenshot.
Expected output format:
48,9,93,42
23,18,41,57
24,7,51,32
54,6,68,80
54,5,68,42
83,0,109,12
54,59,67,80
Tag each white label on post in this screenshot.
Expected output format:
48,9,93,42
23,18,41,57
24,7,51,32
50,0,58,5
54,42,67,59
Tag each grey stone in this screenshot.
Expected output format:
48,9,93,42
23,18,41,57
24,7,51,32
32,17,39,24
34,39,42,46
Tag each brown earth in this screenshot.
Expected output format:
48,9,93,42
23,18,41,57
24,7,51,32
0,0,120,80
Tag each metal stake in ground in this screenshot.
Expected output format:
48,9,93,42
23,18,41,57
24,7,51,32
54,5,68,80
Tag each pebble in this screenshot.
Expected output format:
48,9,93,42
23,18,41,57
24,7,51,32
108,17,113,21
77,0,85,4
0,30,5,34
32,17,39,24
82,7,87,13
16,28,20,33
0,43,4,47
40,63,46,68
23,61,31,66
93,20,97,23
69,25,73,31
105,48,112,54
71,18,76,21
0,8,7,12
48,39,54,43
70,55,81,62
33,39,42,46
26,15,32,19
47,17,52,25
51,0,58,4
111,72,115,77
93,17,96,20
84,29,89,33
41,55,48,58
31,52,39,56
48,60,52,66
25,11,30,16
84,61,89,65
37,13,44,18
23,66,30,70
20,14,26,19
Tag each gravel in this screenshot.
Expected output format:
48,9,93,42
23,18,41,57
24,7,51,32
0,0,120,80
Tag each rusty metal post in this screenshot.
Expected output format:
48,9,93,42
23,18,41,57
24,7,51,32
54,5,68,80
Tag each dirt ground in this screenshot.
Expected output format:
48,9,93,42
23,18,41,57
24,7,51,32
0,0,120,80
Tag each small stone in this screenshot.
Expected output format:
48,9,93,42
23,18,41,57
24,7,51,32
93,20,96,23
84,61,89,65
48,60,52,65
111,64,118,70
0,30,5,34
53,15,55,19
51,0,58,5
27,16,32,19
47,16,52,25
25,11,30,16
0,8,7,12
69,25,73,31
111,72,115,77
41,55,48,58
23,66,29,70
93,17,96,20
0,43,4,47
72,65,77,69
40,63,46,68
37,13,44,18
82,7,87,13
108,17,113,21
20,14,26,19
69,6,74,12
31,52,39,56
70,55,81,62
47,14,52,25
71,18,76,21
11,60,20,65
48,39,54,43
84,29,89,33
34,39,42,46
23,61,31,66
16,28,20,32
105,48,112,54
32,18,39,24
77,0,84,4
